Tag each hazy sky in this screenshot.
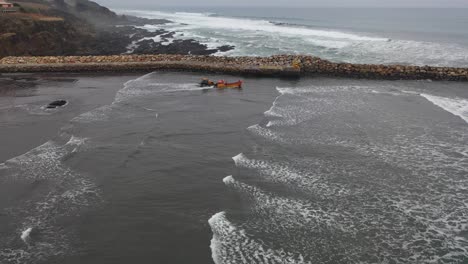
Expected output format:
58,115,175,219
95,0,468,8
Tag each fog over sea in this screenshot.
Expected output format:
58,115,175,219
118,7,468,67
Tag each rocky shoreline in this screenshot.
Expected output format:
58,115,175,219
0,0,232,58
101,25,235,56
1,54,467,81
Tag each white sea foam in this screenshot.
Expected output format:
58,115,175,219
72,74,194,136
346,38,468,67
13,104,53,116
115,81,207,103
222,175,234,184
235,82,468,263
117,9,468,66
223,164,468,262
232,153,319,187
125,40,139,54
264,85,410,128
264,100,318,127
276,85,373,95
66,136,87,147
218,176,352,260
123,10,388,41
247,124,286,143
306,38,350,49
20,227,33,243
1,137,99,264
264,85,468,173
225,176,346,229
73,74,155,122
0,249,30,264
232,153,349,197
209,211,312,264
150,82,212,92
72,73,162,123
421,93,468,124
3,141,68,179
370,89,402,96
72,105,114,123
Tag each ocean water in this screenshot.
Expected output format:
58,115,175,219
1,73,468,264
117,7,468,67
2,7,468,264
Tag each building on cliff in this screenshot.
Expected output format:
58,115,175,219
0,1,15,12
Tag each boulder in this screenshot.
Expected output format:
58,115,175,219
46,100,67,109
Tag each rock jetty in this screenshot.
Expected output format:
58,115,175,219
1,54,467,81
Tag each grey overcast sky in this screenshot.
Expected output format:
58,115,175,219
95,0,468,8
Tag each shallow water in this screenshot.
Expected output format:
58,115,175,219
1,72,468,263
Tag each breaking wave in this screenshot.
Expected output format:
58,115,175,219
209,211,311,264
118,10,468,67
421,93,468,124
213,82,468,263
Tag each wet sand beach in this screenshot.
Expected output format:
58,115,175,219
0,74,138,161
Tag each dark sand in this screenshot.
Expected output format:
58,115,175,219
1,72,467,264
0,73,139,162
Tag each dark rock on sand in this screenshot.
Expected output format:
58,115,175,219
47,100,67,109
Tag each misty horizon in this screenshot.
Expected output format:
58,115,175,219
94,0,468,8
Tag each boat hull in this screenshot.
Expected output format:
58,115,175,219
216,81,243,89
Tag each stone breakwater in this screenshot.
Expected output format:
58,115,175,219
1,54,468,81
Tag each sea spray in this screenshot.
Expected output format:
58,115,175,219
20,227,33,244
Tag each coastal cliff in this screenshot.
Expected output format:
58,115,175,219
0,0,229,58
0,0,114,57
0,15,90,57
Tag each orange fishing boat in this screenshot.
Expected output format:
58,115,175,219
200,79,243,89
215,80,243,89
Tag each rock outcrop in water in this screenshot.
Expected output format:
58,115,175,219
0,54,467,81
